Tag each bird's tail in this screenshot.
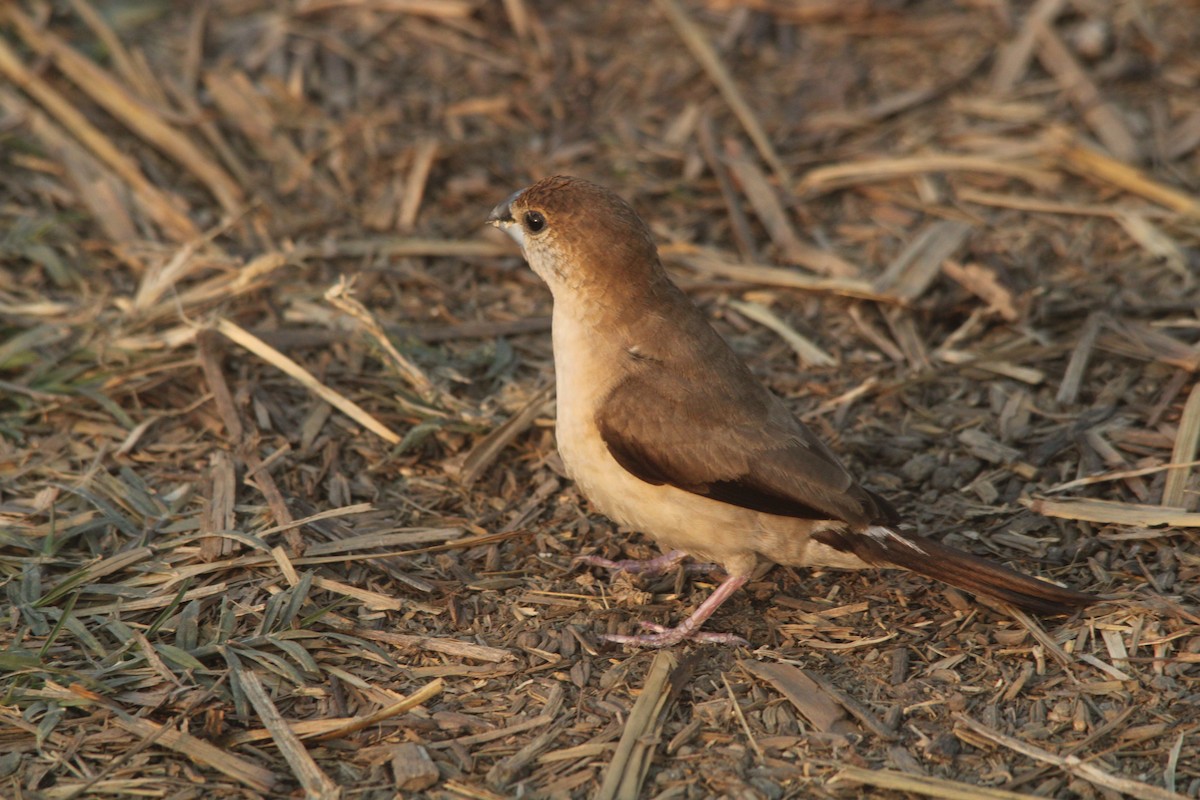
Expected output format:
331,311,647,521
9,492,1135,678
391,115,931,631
816,526,1097,615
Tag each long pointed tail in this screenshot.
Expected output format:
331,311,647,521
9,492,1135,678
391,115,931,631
815,527,1097,615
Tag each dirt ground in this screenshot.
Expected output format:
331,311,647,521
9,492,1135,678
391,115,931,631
2,1,1200,798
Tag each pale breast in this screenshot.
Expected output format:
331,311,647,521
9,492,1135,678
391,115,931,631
548,306,870,576
550,310,742,573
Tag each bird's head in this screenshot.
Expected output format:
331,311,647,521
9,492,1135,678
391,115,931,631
487,176,662,296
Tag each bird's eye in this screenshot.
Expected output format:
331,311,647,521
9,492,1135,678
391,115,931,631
523,210,547,234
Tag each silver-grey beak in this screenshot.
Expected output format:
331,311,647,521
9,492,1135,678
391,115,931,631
487,189,522,227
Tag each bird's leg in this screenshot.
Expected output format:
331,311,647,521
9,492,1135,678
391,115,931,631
601,573,750,647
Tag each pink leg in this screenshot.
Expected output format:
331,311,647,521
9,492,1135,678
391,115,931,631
602,573,751,648
576,549,716,576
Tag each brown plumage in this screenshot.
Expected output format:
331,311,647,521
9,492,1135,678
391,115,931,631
488,175,1096,647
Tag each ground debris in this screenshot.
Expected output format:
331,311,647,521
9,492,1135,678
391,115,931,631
1,1,1198,798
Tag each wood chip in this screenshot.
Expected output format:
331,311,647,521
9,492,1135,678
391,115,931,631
1162,383,1200,510
728,299,836,367
1115,212,1190,281
359,631,515,663
799,155,1059,196
446,383,554,486
654,0,790,187
110,708,276,793
1035,22,1139,162
1058,139,1200,218
698,114,758,261
1024,497,1200,527
7,3,1199,797
235,668,340,800
941,260,1019,321
723,147,856,277
955,713,1191,800
596,651,677,800
6,7,244,214
311,679,444,742
0,59,198,242
398,138,439,230
206,73,317,197
669,251,884,302
873,220,973,303
393,742,439,792
215,317,402,444
835,764,1047,800
1056,312,1106,404
741,660,855,734
989,0,1068,94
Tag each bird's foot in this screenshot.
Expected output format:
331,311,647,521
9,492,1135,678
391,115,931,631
601,621,749,648
597,573,752,647
575,549,715,577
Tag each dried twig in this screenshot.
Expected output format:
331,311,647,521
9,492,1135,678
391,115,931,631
214,317,403,444
596,651,678,800
654,0,790,187
955,714,1191,800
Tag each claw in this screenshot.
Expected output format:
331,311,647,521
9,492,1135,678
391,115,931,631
595,573,752,648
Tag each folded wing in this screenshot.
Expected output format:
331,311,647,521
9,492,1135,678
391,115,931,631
595,341,898,528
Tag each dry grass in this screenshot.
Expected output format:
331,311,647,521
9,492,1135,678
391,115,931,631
2,1,1199,797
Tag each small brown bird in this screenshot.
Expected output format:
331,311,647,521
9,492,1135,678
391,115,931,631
488,176,1095,647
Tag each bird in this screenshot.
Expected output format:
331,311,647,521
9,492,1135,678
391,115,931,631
486,175,1096,647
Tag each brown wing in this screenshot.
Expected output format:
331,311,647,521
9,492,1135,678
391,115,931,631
594,335,898,528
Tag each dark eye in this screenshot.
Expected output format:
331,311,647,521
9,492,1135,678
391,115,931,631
523,210,547,234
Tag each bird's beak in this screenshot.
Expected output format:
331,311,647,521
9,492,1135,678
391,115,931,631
488,189,525,248
487,190,522,228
